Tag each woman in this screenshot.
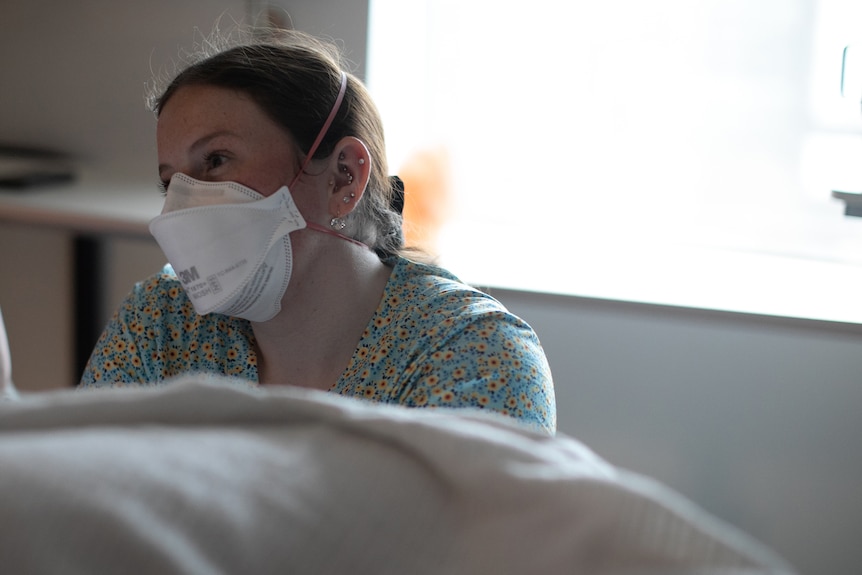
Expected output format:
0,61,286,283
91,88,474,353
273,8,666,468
80,30,556,433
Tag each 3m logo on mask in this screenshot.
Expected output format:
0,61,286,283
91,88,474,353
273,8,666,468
177,266,200,285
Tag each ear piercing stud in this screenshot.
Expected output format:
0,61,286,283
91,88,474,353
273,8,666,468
339,152,365,166
340,163,354,184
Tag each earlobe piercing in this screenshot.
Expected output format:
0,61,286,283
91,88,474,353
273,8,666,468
330,217,346,230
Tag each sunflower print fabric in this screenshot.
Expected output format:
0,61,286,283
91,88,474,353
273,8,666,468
80,256,556,433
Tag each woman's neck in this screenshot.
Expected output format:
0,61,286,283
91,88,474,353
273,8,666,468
252,237,393,389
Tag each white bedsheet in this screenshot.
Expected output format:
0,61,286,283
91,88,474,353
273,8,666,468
0,377,794,574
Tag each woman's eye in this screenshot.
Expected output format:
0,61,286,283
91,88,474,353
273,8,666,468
204,152,227,171
157,180,169,196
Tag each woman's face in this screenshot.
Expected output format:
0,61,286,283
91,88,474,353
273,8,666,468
156,84,298,199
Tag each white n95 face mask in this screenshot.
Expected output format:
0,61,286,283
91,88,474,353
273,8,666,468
148,173,307,322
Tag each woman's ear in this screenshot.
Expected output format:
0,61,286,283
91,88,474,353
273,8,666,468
328,136,372,219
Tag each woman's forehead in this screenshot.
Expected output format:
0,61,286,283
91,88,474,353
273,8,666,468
159,85,264,128
156,85,288,148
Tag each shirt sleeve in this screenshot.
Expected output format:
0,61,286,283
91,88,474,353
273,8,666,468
79,280,161,388
397,296,557,434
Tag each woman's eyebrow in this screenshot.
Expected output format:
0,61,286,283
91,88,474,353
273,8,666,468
158,130,240,179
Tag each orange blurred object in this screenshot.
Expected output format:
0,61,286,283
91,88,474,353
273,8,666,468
397,146,453,256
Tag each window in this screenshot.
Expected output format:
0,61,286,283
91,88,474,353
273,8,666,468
367,0,862,323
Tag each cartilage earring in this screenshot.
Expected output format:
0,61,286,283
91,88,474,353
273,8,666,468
340,162,353,185
358,158,365,165
330,216,346,230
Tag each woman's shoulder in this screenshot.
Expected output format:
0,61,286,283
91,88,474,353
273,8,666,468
115,264,196,325
124,265,246,330
380,256,556,433
384,256,517,324
390,256,483,298
127,264,186,302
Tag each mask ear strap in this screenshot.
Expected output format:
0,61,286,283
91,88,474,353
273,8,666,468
289,71,348,189
305,220,369,249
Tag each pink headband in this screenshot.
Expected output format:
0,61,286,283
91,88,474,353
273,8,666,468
289,71,348,189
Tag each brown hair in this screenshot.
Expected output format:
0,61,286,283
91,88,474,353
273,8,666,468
149,29,404,256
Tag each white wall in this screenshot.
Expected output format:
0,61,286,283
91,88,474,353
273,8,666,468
249,0,369,79
495,288,862,575
0,0,246,180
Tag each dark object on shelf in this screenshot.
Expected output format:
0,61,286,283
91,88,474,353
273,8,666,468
0,144,76,190
832,190,862,217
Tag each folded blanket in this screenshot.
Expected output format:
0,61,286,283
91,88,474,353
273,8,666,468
0,377,794,574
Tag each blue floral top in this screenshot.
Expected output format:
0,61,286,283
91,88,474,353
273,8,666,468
80,257,556,432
